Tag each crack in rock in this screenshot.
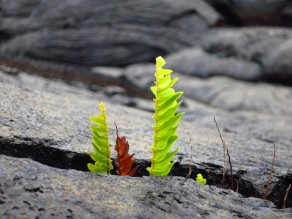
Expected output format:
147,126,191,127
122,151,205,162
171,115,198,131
0,138,291,209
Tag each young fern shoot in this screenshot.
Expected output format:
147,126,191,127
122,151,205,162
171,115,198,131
87,102,113,174
147,56,184,176
196,174,207,185
114,123,139,176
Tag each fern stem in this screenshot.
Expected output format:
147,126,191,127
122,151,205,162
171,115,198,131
150,73,159,176
102,108,111,174
148,56,183,176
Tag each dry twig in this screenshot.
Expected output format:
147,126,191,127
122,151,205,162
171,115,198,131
211,171,216,185
214,116,234,191
264,144,276,200
283,184,291,208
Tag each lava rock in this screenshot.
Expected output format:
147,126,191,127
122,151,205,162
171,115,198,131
165,48,261,81
123,63,154,97
202,27,292,83
264,39,292,82
205,0,292,26
1,70,292,207
175,74,292,116
121,62,292,116
0,0,221,66
1,155,291,219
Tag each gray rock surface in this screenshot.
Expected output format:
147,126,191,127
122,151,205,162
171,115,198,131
0,0,221,66
264,39,292,80
2,155,291,219
1,69,291,214
2,2,292,84
205,0,292,26
0,1,291,217
165,48,261,81
175,74,292,116
123,63,292,116
201,27,292,83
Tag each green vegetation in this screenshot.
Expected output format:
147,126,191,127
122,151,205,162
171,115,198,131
196,174,207,185
87,102,113,174
88,56,184,177
147,56,184,176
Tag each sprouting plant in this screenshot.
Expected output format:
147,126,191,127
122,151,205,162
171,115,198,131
196,174,207,185
87,102,113,174
88,56,183,177
114,124,139,176
147,56,185,176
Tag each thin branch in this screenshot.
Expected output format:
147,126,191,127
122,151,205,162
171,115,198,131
114,121,119,137
211,171,216,185
186,144,193,180
283,184,291,209
214,116,234,191
213,116,226,186
226,146,234,191
264,144,276,200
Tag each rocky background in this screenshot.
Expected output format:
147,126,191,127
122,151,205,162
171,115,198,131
0,0,292,218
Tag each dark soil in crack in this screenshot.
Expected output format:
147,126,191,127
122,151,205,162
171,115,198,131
0,137,91,171
0,139,291,209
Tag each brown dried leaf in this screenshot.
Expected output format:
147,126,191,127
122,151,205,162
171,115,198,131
115,135,139,176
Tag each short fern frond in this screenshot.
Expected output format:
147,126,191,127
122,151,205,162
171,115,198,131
87,102,113,174
196,174,207,185
147,56,184,176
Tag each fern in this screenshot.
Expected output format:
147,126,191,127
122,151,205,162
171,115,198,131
196,174,207,185
87,102,113,174
147,56,184,176
115,135,139,176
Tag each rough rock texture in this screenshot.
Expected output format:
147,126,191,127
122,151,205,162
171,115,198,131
1,1,292,85
123,63,292,116
205,0,292,26
1,69,292,214
2,155,291,219
201,27,292,83
0,2,292,216
264,39,292,80
175,74,292,116
0,0,221,66
162,27,292,83
165,48,261,81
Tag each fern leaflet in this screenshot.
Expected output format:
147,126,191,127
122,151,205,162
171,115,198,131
87,102,113,174
115,135,139,176
147,56,184,176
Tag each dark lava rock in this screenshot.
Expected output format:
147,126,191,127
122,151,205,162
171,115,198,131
205,0,292,27
264,39,292,81
201,27,292,83
123,63,154,97
121,62,292,116
0,0,221,66
1,69,291,211
175,74,292,116
165,48,261,81
1,155,291,219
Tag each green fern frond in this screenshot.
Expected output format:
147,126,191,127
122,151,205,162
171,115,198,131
196,174,207,185
87,102,113,174
147,56,184,176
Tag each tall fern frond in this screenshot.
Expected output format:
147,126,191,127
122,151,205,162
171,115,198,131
87,102,113,174
147,56,184,176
